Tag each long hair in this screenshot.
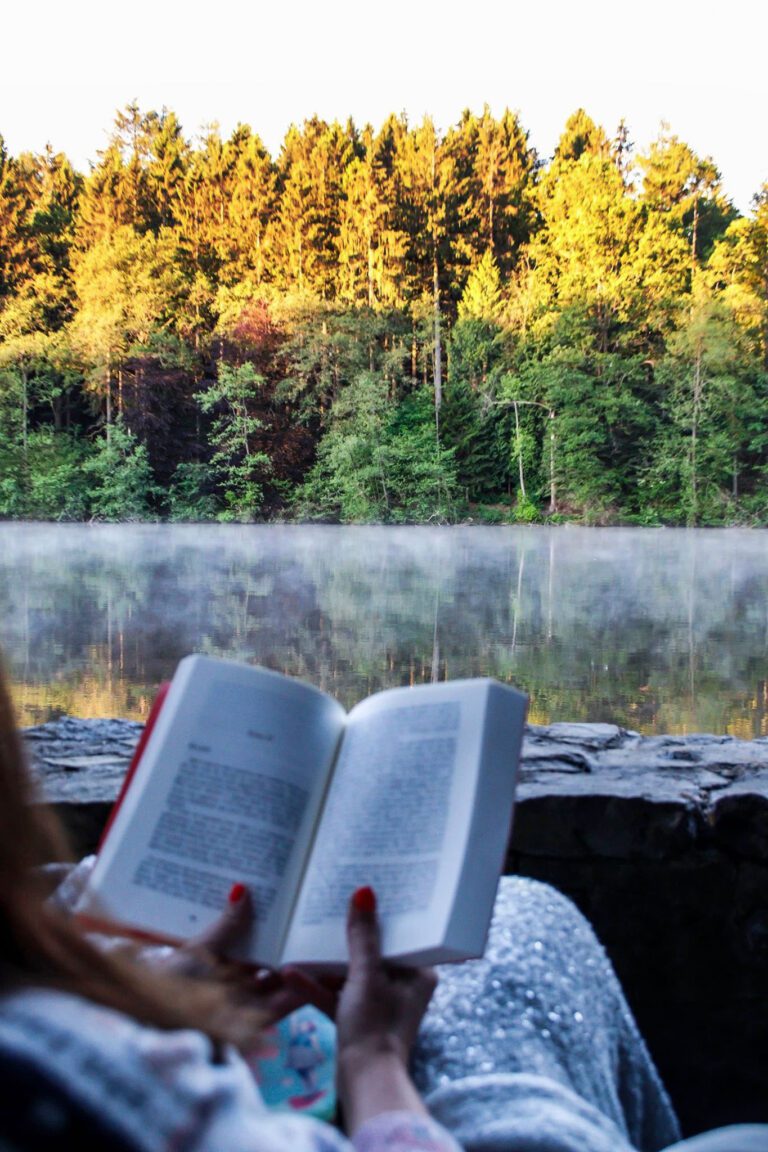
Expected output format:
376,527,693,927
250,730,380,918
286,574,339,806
0,657,264,1050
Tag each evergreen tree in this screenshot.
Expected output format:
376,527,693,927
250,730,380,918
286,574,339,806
706,189,768,369
69,225,184,433
647,283,768,523
337,125,408,309
144,109,190,231
295,376,457,522
225,126,277,286
551,109,611,167
449,253,509,403
176,123,276,297
638,129,736,265
0,145,38,301
83,419,157,520
78,103,171,242
530,150,689,356
270,118,357,297
445,106,538,281
197,361,271,518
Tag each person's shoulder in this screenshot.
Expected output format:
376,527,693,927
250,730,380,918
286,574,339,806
1,984,212,1068
0,987,249,1149
0,988,155,1149
0,988,355,1152
0,985,113,1048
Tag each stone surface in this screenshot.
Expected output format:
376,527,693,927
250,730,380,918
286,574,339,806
24,716,768,1137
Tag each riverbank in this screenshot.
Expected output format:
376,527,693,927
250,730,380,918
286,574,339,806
25,715,768,1137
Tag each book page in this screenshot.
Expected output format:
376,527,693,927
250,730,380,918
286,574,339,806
282,680,494,966
76,656,346,967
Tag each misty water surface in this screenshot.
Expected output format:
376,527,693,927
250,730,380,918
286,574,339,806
1,523,767,736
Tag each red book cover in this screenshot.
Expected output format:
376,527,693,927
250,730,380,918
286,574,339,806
97,681,170,851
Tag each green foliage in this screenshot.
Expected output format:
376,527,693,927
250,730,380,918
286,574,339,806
21,429,89,519
638,129,737,263
165,461,217,521
470,504,514,524
295,382,458,523
385,390,460,522
0,429,24,516
293,370,394,522
514,497,541,522
197,361,271,520
644,286,768,524
83,421,157,521
440,380,512,502
458,252,504,323
0,104,767,524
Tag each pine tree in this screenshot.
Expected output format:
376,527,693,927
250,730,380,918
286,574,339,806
337,126,407,309
197,361,271,518
69,225,184,434
648,282,768,522
638,129,736,265
270,118,356,297
0,144,38,301
706,187,768,369
445,106,538,281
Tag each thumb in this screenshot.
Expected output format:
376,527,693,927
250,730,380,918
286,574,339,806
346,886,380,975
197,882,253,957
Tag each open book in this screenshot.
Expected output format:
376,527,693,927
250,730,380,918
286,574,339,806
75,655,527,969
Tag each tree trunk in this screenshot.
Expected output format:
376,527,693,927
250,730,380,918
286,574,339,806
105,364,112,445
367,238,375,309
691,341,702,523
513,400,526,500
548,410,557,514
433,253,442,437
21,365,28,462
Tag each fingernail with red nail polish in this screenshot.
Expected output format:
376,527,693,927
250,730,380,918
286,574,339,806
228,882,246,904
352,886,376,914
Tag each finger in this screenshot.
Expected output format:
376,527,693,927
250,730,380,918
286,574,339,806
195,882,253,956
280,967,339,1019
248,968,335,1023
346,886,381,975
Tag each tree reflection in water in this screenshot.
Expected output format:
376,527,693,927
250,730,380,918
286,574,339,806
1,523,767,737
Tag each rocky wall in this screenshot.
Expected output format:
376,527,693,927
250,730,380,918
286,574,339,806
25,717,768,1137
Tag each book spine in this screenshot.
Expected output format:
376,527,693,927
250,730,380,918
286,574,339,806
97,682,170,850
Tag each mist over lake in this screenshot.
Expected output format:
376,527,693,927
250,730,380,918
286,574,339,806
1,523,767,736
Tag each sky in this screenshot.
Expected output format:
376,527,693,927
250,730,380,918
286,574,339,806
1,0,766,215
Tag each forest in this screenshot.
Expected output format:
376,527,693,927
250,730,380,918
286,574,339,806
0,103,766,525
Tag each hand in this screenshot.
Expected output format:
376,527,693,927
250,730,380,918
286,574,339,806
336,886,437,1065
336,887,436,1133
160,883,334,1025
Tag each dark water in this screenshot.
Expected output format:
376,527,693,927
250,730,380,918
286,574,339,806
1,523,767,736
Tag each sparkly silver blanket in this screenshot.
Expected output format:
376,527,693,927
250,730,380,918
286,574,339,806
412,877,681,1152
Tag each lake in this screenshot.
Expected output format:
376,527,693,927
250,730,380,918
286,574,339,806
1,522,767,736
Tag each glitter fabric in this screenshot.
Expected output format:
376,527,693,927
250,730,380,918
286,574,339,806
412,877,681,1152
